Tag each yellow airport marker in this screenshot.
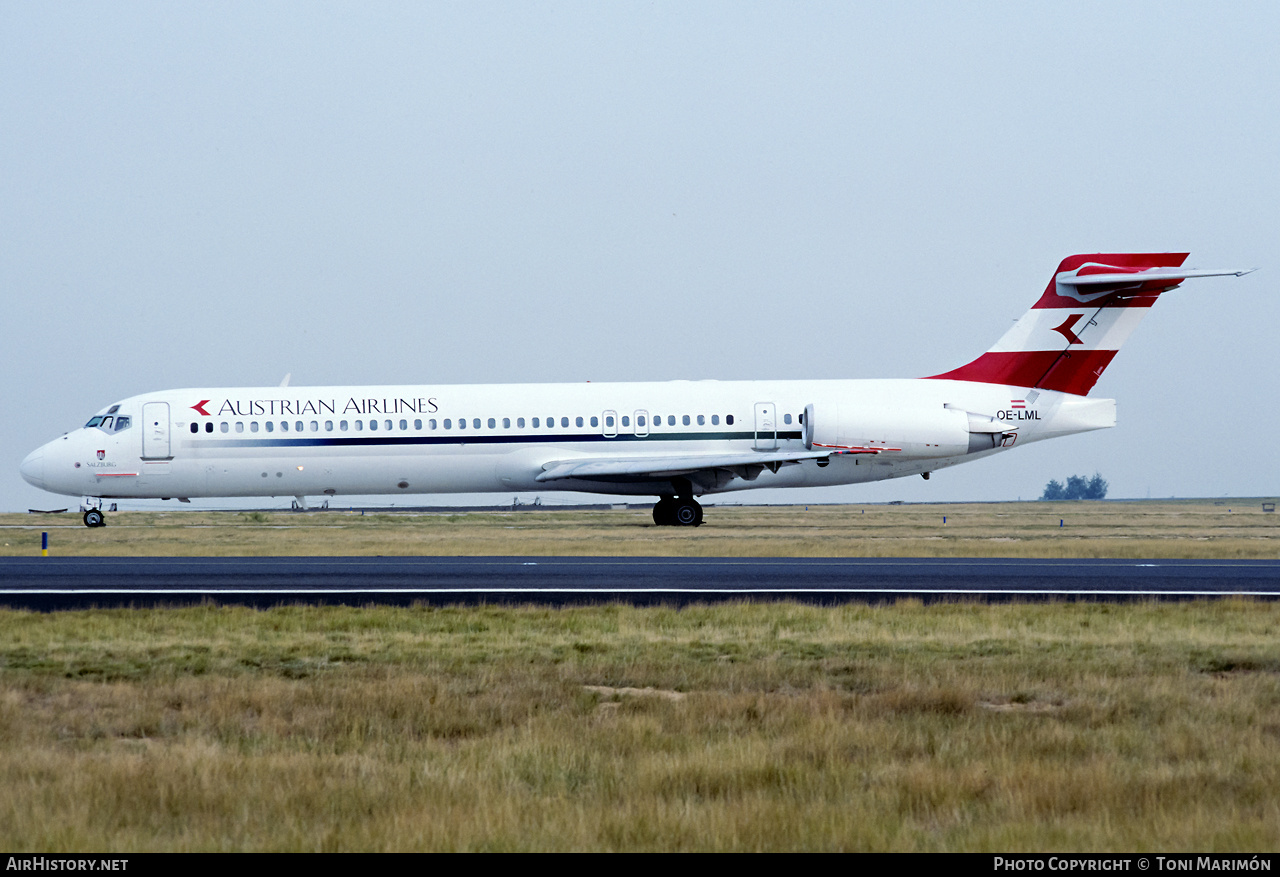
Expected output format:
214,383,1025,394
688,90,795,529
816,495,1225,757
41,531,48,556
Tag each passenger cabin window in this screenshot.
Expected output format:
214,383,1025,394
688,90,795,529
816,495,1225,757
340,421,348,431
502,418,510,428
428,419,436,430
415,419,422,429
204,422,212,433
726,414,734,425
668,415,676,426
636,415,645,427
605,416,614,428
355,420,363,431
783,413,792,425
575,416,584,427
682,415,690,426
236,422,244,433
458,418,466,430
697,415,705,426
488,418,496,429
561,417,569,428
711,415,719,425
532,418,539,428
326,421,334,432
221,422,229,433
622,416,630,427
444,419,452,429
369,420,378,431
517,418,525,428
400,419,408,430
265,422,274,432
250,422,259,433
385,420,393,431
190,423,198,433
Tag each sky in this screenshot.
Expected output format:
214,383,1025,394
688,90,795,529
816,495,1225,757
3,2,1277,511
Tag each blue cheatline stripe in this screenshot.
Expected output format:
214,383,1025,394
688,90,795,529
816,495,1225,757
181,431,804,450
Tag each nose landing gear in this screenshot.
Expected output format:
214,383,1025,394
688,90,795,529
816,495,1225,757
81,498,111,528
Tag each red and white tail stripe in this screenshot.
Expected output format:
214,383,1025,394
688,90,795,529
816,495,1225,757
928,253,1252,396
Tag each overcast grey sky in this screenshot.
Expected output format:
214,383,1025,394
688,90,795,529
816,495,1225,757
3,2,1276,511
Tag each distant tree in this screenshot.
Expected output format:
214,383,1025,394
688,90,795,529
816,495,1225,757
1042,473,1108,500
1086,473,1109,500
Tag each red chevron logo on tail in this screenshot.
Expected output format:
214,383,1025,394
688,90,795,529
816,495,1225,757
1052,314,1086,345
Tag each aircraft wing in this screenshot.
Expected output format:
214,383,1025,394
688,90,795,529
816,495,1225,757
536,449,849,483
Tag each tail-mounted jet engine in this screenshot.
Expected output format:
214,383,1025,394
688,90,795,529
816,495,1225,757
803,402,1006,458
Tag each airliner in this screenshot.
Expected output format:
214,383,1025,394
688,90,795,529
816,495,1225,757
20,253,1252,528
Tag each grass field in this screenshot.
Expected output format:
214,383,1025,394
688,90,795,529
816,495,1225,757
2,501,1277,851
1,601,1278,851
3,499,1278,558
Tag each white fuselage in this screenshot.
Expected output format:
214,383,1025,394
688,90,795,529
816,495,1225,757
20,378,1115,502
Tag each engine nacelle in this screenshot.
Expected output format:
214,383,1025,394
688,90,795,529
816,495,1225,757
804,402,972,459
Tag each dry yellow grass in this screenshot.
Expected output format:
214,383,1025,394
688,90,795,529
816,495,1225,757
3,501,1276,850
3,499,1279,558
1,601,1278,851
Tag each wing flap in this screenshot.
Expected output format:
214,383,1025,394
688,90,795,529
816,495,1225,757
536,450,839,482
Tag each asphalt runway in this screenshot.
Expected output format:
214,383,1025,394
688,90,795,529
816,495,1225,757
1,556,1279,609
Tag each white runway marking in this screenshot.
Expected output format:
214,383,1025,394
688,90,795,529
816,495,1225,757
7,587,1280,597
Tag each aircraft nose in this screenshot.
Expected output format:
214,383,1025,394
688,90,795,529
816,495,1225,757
20,448,45,490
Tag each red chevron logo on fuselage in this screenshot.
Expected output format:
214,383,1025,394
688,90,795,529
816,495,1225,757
191,400,211,416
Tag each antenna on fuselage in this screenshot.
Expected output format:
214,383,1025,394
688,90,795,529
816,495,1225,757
279,373,291,388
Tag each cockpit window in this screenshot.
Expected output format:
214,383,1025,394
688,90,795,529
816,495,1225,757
86,413,131,430
86,403,127,429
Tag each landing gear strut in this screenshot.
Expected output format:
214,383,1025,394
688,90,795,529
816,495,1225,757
652,496,703,527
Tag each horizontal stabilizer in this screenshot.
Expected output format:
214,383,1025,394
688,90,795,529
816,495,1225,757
1057,267,1255,287
537,450,835,482
1055,265,1255,302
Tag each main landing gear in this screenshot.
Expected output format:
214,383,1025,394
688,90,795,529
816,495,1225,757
652,496,703,527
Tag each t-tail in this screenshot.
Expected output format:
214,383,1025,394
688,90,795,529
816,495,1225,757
928,253,1254,395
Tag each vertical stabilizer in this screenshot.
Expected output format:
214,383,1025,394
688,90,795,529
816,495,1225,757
927,253,1250,396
